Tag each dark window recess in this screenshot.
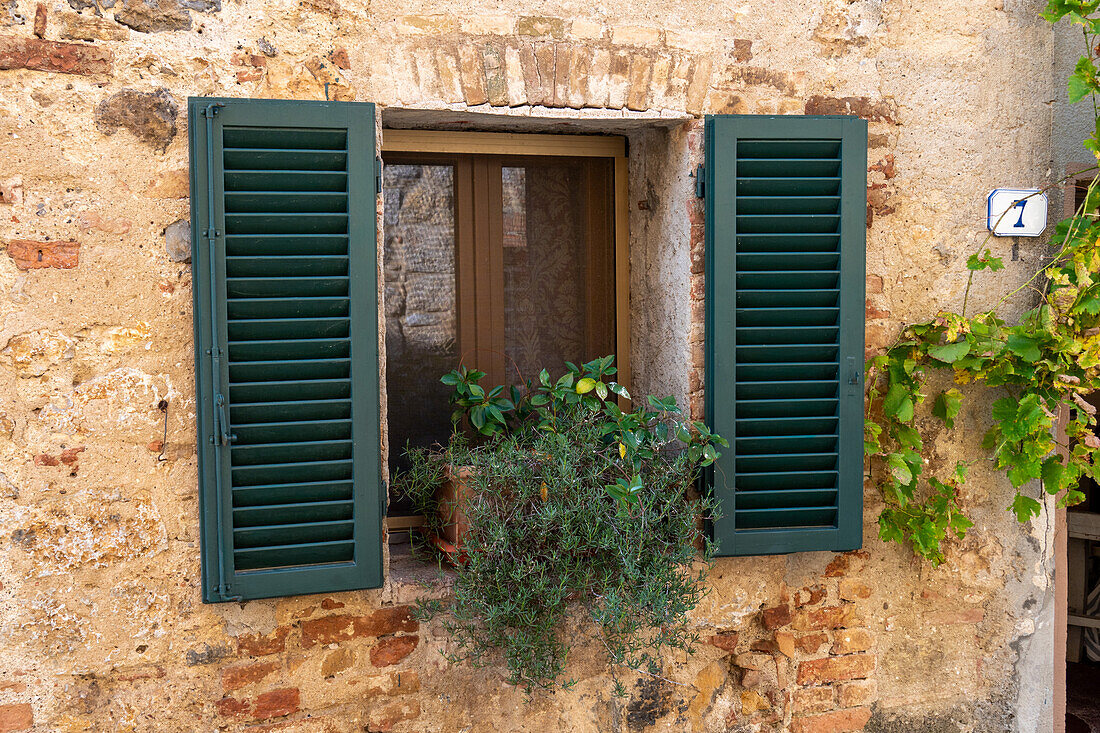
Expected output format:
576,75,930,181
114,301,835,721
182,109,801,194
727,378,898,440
381,151,616,486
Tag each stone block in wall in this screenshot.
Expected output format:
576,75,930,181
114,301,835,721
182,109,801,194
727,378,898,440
804,95,898,124
113,0,220,33
55,11,129,41
95,88,178,152
164,219,190,262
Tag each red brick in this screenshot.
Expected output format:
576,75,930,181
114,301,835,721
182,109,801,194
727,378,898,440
222,661,278,692
866,303,889,320
791,707,872,733
300,614,354,647
300,607,417,648
837,679,877,707
793,605,861,632
687,197,705,225
796,633,829,654
320,598,345,610
237,626,290,657
928,608,984,625
791,686,834,714
797,654,875,685
6,239,78,269
762,604,792,630
0,704,32,733
0,36,112,75
866,274,884,294
708,632,739,653
831,629,873,655
370,636,419,667
0,683,26,694
838,579,871,601
823,551,869,577
251,688,299,720
215,697,249,717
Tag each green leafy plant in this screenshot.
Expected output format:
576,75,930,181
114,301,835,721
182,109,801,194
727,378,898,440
864,0,1100,564
396,356,726,692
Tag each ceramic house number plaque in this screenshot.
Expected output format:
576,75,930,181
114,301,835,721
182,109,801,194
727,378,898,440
986,188,1048,237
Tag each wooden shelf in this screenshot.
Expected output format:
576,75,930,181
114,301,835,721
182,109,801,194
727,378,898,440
1068,511,1100,541
1069,613,1100,630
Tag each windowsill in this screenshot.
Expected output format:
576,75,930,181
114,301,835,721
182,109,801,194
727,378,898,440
383,540,456,604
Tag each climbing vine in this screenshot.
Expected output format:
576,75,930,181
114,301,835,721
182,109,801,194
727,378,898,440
864,0,1100,564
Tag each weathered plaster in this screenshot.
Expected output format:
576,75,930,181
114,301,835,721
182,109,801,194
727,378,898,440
0,0,1062,730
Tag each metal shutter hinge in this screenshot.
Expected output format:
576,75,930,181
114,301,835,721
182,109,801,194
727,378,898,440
694,164,705,198
375,157,383,194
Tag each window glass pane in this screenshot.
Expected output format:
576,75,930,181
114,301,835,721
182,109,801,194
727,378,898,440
501,160,615,382
383,164,456,472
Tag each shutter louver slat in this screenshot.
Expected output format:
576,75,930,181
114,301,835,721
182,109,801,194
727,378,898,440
192,98,381,602
221,123,356,569
706,115,866,556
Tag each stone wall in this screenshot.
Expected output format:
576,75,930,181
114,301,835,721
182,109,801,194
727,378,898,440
0,0,1062,731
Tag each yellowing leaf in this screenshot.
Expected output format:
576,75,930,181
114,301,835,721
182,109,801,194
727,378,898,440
619,443,627,459
540,482,548,501
576,377,597,394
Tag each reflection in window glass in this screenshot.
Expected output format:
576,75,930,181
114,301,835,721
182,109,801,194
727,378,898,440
502,162,612,382
382,164,456,473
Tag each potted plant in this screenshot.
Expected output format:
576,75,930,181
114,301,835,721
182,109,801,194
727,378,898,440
396,355,726,692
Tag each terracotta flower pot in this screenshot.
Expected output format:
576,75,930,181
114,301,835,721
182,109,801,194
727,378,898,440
437,464,474,547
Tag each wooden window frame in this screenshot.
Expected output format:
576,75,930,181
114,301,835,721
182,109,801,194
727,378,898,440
381,130,630,534
381,129,631,394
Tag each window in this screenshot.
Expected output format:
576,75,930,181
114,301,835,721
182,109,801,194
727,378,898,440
380,131,630,523
705,114,868,556
187,98,867,602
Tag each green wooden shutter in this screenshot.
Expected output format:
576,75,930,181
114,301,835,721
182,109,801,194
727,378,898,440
705,114,867,556
189,97,382,601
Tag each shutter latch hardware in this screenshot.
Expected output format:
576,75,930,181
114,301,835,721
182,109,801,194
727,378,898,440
375,156,383,194
846,357,861,395
214,394,237,446
693,164,705,198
